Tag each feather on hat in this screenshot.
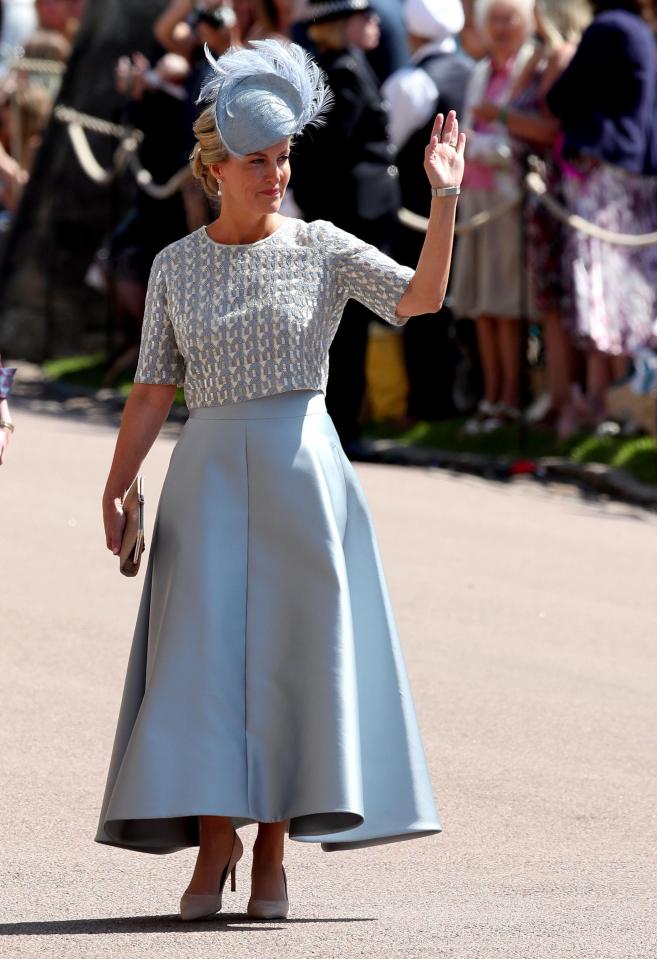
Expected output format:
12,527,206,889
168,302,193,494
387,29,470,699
197,39,333,157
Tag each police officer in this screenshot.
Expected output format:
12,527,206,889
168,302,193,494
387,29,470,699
292,0,401,451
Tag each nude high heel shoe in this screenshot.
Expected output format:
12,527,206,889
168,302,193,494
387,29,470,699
247,864,289,919
179,830,243,921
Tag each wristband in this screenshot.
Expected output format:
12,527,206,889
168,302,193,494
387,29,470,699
0,419,14,432
497,106,509,125
431,186,461,198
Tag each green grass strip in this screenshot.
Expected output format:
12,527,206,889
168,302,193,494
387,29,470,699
41,354,657,486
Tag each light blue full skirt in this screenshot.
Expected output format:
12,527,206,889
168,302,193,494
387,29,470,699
95,389,441,853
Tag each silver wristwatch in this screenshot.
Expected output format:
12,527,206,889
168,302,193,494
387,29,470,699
431,186,461,198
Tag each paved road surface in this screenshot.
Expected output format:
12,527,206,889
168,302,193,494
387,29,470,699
1,410,655,958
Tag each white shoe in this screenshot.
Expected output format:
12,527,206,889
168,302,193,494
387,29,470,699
525,392,552,424
463,400,501,435
179,831,243,921
247,864,289,920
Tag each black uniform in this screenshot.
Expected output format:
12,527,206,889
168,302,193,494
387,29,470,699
393,50,473,420
292,47,400,448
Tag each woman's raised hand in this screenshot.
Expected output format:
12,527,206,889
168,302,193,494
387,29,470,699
424,111,466,190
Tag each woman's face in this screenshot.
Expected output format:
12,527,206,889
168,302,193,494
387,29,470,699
211,139,292,212
483,1,529,58
345,12,381,50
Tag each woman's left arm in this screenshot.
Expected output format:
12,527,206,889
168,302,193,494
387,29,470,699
396,111,466,318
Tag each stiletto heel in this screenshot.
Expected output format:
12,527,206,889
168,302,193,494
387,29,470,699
179,830,243,921
247,864,289,919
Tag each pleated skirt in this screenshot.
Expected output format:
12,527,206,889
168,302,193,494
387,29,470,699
95,389,441,854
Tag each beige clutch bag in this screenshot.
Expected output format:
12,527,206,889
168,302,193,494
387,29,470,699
119,474,145,577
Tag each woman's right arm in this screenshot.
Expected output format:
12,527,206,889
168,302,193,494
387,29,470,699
102,383,177,554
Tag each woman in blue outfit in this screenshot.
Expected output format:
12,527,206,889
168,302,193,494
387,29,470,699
97,39,465,922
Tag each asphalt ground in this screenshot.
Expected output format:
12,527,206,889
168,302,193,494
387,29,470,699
1,410,655,958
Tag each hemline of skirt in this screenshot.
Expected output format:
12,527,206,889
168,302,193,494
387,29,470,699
94,812,441,856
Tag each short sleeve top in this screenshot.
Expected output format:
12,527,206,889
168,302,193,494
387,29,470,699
134,217,414,409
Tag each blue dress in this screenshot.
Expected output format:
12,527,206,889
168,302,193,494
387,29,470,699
94,218,442,853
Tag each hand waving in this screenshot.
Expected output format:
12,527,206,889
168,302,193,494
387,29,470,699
424,111,466,190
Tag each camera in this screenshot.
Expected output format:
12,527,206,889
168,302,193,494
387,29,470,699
189,5,237,30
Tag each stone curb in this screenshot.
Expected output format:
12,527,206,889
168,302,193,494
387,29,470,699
8,361,657,511
7,361,189,429
351,440,657,511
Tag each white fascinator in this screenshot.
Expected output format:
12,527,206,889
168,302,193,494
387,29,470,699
197,39,334,157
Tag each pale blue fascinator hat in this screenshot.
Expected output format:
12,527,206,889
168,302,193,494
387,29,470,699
197,39,333,157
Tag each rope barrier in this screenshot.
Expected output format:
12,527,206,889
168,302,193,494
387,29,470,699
52,105,657,243
399,193,521,236
7,57,66,76
525,171,657,247
399,170,657,246
54,105,142,142
65,122,134,185
63,116,189,196
126,152,192,199
56,105,190,198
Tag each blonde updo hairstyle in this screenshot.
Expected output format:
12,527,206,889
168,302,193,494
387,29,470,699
536,0,592,51
190,104,230,198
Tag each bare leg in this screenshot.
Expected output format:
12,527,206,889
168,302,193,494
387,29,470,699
543,311,574,411
586,350,614,420
251,820,287,901
185,815,236,895
475,315,502,406
498,318,522,409
611,354,630,382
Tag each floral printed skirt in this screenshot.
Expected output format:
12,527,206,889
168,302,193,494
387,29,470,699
526,160,569,317
561,162,657,356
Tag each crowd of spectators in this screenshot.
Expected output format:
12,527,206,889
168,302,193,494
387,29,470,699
0,0,82,230
454,0,657,439
0,1,82,463
3,0,657,451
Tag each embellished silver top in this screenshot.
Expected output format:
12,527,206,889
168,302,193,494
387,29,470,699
134,217,414,409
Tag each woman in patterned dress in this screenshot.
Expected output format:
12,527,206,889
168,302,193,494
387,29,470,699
546,0,657,426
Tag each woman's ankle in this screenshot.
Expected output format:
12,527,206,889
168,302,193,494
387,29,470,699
253,830,285,862
198,817,235,852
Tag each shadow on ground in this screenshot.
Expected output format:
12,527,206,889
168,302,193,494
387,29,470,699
0,914,376,936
